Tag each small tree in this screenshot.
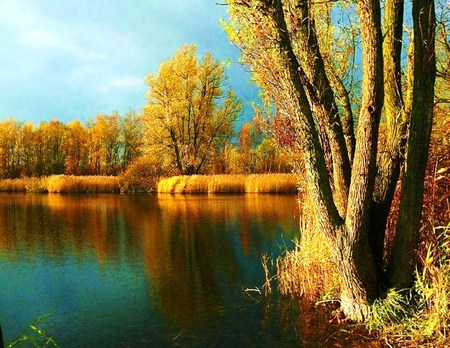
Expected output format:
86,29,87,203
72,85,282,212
142,45,242,175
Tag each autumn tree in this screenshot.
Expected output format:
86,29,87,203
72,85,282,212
64,120,90,175
225,0,436,321
238,123,258,173
121,109,143,171
87,113,122,175
33,121,64,176
0,119,20,178
17,122,36,177
142,45,242,175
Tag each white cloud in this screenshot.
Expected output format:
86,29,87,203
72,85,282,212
98,75,144,93
0,0,145,100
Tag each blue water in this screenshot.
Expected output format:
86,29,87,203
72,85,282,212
0,194,300,347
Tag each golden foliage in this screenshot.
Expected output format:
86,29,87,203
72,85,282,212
142,45,241,175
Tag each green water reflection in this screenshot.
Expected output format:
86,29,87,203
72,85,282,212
0,194,300,347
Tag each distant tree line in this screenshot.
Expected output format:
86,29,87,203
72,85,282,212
0,45,293,180
0,110,142,179
0,114,292,180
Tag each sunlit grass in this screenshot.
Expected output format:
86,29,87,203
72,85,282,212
0,179,28,192
367,224,450,346
276,191,340,300
157,173,298,194
0,174,297,194
46,175,119,193
0,175,120,193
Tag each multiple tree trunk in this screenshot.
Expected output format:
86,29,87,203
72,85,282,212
226,0,436,321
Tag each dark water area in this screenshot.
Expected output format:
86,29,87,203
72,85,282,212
0,194,302,347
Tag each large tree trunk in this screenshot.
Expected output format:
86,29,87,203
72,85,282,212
370,0,406,279
330,0,384,321
387,0,436,289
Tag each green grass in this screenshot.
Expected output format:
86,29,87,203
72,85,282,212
7,314,59,348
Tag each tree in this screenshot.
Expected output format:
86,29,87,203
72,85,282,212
142,45,242,175
238,123,258,173
64,120,90,175
17,122,36,177
225,0,435,321
0,119,20,178
88,113,122,175
121,109,143,171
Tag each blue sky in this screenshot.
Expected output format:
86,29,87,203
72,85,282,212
0,0,259,125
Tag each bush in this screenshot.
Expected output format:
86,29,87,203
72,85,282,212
119,156,168,193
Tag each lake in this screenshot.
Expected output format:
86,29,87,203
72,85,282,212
0,193,301,347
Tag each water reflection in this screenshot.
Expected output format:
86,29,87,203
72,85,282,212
0,193,300,346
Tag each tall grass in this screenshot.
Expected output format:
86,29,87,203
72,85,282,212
7,314,59,347
276,192,340,300
157,173,298,194
46,175,119,193
0,175,119,193
368,224,450,346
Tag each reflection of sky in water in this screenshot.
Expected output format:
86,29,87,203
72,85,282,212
0,194,300,347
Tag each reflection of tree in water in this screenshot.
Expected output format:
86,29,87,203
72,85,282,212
0,193,299,330
138,195,241,327
136,195,299,327
0,194,128,263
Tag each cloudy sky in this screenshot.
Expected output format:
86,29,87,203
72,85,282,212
0,0,259,124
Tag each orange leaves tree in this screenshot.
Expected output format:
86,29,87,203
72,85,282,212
224,0,436,321
142,45,242,175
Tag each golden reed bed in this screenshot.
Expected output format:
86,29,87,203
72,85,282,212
0,173,298,194
157,173,298,194
0,175,120,193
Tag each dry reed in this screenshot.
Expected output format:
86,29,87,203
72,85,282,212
157,173,298,194
0,175,120,193
0,179,27,192
46,175,119,193
276,196,339,300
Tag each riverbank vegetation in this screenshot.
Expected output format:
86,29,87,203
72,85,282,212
0,173,298,194
0,47,293,182
158,173,298,194
0,175,120,193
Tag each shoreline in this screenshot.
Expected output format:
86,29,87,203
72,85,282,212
0,173,299,194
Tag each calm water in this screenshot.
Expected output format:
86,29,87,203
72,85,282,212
0,193,301,347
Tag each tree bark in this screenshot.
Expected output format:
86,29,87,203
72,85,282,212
291,0,352,217
387,0,436,289
336,0,384,321
370,0,406,279
326,68,356,163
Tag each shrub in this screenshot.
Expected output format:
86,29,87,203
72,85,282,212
119,156,168,193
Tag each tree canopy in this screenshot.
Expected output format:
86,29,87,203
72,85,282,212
142,45,242,175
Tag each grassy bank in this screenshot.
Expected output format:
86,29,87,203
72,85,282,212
0,173,298,194
0,175,120,193
157,173,298,194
